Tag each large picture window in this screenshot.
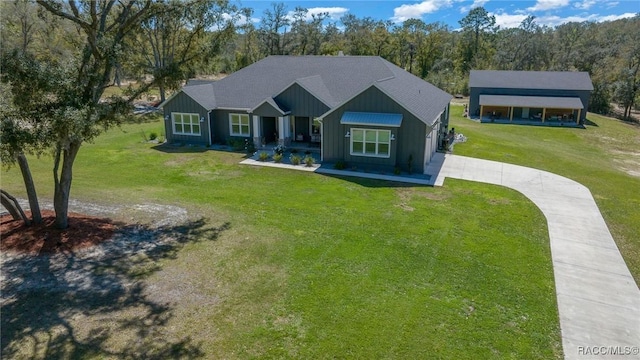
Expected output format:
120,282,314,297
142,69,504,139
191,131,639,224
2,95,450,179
172,113,201,136
350,128,390,158
229,113,250,137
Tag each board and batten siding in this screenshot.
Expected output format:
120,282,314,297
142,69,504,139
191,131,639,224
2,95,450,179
469,87,591,122
274,83,330,118
322,86,428,173
211,109,253,143
252,102,284,118
163,91,210,145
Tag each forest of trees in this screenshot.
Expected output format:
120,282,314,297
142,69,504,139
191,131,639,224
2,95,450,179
2,1,639,116
0,1,638,228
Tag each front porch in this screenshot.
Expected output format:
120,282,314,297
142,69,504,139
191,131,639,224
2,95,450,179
255,141,320,153
251,114,322,149
477,95,584,127
479,117,583,127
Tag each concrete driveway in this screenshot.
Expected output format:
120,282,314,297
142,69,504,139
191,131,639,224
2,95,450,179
427,154,640,360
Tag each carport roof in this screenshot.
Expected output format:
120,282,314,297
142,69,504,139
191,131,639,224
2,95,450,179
470,70,593,91
479,95,584,109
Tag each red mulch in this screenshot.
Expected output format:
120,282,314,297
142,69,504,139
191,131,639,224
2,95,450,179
0,210,117,255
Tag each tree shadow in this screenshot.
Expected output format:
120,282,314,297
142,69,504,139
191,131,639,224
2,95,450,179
1,218,230,359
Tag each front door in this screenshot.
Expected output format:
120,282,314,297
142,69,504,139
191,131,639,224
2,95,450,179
262,117,277,144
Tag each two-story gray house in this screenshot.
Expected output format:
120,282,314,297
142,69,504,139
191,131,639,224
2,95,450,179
468,70,593,125
160,55,452,174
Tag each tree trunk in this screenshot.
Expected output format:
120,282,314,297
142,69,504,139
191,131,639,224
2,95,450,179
159,82,166,103
53,142,81,229
16,152,42,223
1,189,30,225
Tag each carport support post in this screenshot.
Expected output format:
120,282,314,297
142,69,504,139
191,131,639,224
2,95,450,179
542,108,547,123
509,107,513,122
577,109,581,124
253,115,261,149
480,105,484,121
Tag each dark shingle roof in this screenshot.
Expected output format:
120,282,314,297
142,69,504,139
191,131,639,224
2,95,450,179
170,56,452,126
294,75,336,107
182,83,216,110
469,70,594,91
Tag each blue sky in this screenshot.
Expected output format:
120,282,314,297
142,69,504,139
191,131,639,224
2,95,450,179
233,0,639,29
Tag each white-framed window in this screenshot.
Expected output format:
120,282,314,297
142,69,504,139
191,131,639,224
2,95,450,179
350,128,391,158
229,113,250,137
172,113,201,136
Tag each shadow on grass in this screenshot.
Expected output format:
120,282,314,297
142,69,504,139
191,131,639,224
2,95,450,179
1,218,230,359
583,118,600,127
152,143,210,153
319,172,427,188
152,143,257,160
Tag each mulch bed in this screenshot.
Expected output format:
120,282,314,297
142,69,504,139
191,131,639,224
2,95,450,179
1,210,117,255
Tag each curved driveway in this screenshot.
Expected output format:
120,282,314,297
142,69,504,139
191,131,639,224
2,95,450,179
428,154,640,360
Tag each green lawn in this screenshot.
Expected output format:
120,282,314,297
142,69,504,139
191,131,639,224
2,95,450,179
0,117,564,358
448,105,640,284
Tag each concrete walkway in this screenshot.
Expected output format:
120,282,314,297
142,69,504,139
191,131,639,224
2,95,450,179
427,153,640,360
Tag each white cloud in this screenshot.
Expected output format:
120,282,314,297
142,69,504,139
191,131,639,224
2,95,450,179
286,7,349,22
606,1,619,8
492,12,529,28
596,12,637,22
534,12,636,26
222,13,259,26
527,0,570,11
391,0,453,23
574,0,596,10
460,0,490,14
488,10,636,29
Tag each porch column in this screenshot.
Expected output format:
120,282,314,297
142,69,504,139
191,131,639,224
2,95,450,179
480,105,484,121
542,108,547,123
252,115,261,149
283,115,291,146
509,107,513,122
277,116,285,146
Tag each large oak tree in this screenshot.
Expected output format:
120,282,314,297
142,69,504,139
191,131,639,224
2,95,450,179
1,0,232,228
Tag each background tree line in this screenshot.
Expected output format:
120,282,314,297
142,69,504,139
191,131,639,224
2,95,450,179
222,4,639,119
3,2,638,117
0,1,638,228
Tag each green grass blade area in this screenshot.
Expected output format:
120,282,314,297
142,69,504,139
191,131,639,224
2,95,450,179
1,115,569,359
448,105,640,285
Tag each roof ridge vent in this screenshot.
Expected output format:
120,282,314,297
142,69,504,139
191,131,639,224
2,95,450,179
376,76,395,82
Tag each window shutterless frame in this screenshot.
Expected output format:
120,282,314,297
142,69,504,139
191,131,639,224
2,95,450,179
172,113,201,136
229,113,251,137
349,128,391,158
